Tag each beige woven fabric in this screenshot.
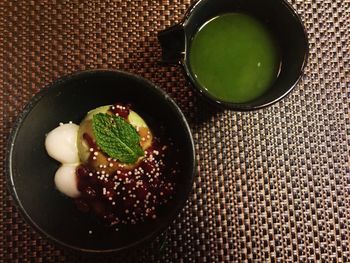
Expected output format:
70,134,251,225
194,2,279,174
0,0,349,262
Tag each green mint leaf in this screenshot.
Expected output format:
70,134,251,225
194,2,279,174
92,113,144,164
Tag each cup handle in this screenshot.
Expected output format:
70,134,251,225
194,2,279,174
158,24,185,64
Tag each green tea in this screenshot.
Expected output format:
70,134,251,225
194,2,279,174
189,13,280,103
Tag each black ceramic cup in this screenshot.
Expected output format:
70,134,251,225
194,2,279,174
6,70,195,253
158,0,308,110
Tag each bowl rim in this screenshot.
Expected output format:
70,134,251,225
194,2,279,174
180,0,309,111
5,69,196,253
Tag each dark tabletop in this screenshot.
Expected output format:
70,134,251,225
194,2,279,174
0,0,349,262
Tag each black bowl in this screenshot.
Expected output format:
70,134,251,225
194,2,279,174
6,70,195,253
158,0,308,110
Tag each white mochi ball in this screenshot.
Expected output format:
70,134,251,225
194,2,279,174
45,123,79,164
54,164,80,198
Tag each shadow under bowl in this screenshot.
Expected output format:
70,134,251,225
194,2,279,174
6,70,196,253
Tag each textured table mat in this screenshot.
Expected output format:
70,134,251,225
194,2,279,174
0,0,349,262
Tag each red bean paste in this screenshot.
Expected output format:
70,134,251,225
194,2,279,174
74,103,177,226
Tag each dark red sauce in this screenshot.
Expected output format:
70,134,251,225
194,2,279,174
109,103,130,119
74,103,177,226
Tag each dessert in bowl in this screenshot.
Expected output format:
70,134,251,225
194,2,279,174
46,103,178,226
6,70,195,253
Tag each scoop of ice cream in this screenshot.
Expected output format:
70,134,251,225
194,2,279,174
45,123,79,164
54,164,80,198
77,105,153,172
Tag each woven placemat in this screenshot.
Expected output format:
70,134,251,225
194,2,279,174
0,0,349,262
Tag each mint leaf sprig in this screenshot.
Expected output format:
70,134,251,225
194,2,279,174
92,113,144,164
